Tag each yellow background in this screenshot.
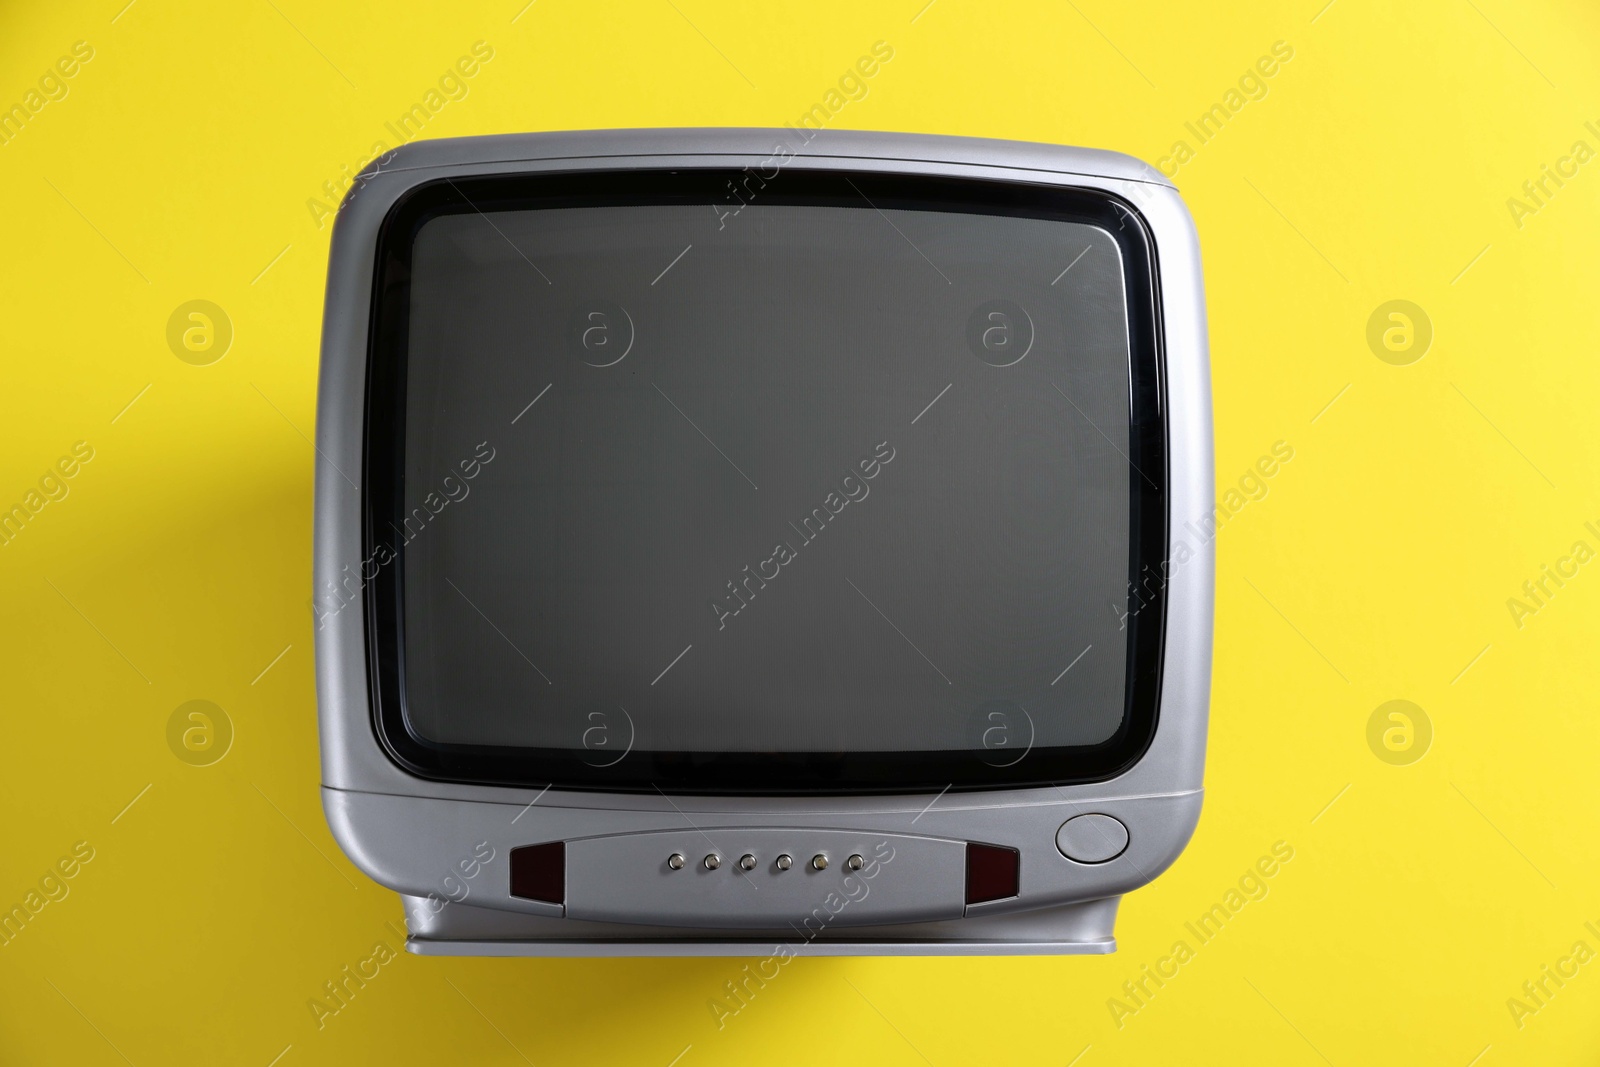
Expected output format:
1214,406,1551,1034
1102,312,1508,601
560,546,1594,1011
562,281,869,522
2,0,1598,1063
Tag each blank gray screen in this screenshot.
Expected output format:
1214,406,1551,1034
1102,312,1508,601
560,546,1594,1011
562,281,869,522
400,198,1131,755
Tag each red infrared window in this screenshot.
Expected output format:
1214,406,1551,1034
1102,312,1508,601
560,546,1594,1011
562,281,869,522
965,842,1020,904
509,841,565,904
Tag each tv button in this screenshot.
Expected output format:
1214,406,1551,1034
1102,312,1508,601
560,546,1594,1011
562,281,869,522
1056,814,1128,864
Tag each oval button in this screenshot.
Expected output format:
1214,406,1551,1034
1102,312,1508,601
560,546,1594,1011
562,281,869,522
1056,814,1129,864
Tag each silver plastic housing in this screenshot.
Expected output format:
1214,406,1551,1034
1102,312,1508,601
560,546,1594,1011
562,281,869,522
314,128,1212,956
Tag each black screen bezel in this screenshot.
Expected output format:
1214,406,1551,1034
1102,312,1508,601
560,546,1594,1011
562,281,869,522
361,167,1168,795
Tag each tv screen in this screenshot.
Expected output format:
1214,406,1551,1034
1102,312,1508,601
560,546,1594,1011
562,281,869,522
365,169,1165,792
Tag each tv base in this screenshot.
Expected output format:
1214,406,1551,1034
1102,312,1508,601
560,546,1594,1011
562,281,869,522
399,894,1120,957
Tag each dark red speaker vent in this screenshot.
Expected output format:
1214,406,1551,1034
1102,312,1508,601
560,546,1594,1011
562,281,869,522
965,842,1020,904
509,841,565,904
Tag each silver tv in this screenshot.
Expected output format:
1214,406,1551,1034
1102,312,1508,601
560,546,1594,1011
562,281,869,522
314,128,1212,956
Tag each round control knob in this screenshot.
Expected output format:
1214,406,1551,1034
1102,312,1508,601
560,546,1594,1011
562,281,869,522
1056,813,1129,864
811,854,829,871
667,853,685,870
738,854,757,871
775,854,793,870
703,853,721,870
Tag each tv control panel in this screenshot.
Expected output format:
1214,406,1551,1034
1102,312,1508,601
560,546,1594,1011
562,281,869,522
508,828,1022,929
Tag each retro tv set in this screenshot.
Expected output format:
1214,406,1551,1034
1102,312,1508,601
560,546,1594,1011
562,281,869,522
314,128,1212,955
